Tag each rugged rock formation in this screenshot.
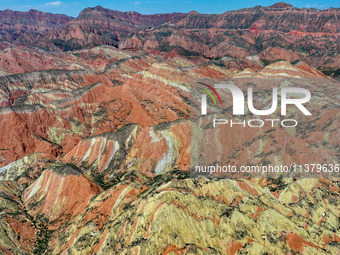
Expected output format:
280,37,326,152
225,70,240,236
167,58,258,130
119,4,340,66
0,3,339,254
43,6,185,51
1,4,339,67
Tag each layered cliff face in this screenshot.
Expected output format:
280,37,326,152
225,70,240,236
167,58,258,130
0,2,339,254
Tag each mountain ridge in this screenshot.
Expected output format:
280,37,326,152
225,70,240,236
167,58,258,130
0,2,339,68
